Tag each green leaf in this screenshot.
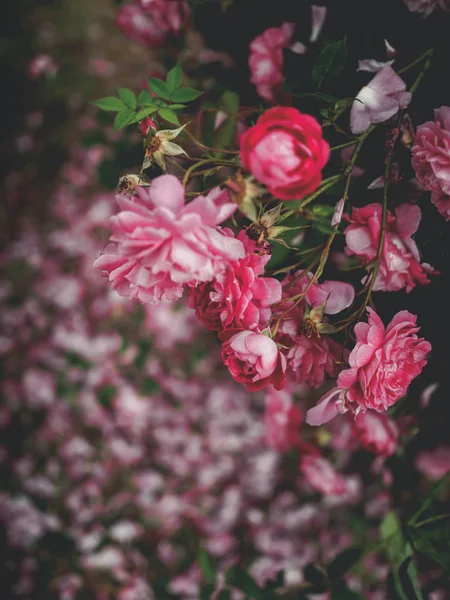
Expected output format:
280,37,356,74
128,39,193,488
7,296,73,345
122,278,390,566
313,37,348,88
138,89,156,105
398,554,424,600
118,87,137,109
225,565,263,599
114,108,137,132
92,96,125,112
166,63,183,93
170,87,203,102
166,104,187,110
198,548,216,584
158,108,181,125
216,590,231,600
147,77,171,100
380,512,405,567
327,548,362,581
213,117,236,156
130,107,158,124
408,517,450,572
220,90,239,115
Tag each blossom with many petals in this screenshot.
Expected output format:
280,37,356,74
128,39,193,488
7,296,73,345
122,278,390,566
117,0,188,47
220,330,286,391
188,231,281,332
412,106,450,220
338,308,431,412
95,175,244,304
240,107,330,201
350,67,411,134
248,23,295,102
344,203,434,293
351,411,398,457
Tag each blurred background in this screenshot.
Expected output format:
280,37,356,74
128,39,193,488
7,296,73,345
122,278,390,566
1,1,450,599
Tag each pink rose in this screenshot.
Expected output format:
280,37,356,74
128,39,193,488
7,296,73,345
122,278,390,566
285,336,341,389
188,231,281,332
117,0,188,47
248,23,295,102
240,107,330,201
403,0,450,17
415,446,450,479
264,387,302,451
344,203,434,293
95,175,244,304
299,455,347,496
220,330,286,391
338,308,431,412
273,270,353,388
351,411,398,457
412,106,450,220
350,67,411,135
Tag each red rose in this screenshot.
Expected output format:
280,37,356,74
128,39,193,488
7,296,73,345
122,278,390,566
240,107,330,201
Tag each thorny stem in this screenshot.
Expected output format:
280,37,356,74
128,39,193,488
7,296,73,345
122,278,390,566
270,127,374,336
182,157,238,187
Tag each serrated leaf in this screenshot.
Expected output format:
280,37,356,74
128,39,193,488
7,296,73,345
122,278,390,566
130,107,158,124
114,108,137,132
313,37,347,88
327,548,362,580
220,90,239,115
198,548,216,584
138,89,156,105
158,108,180,125
92,96,125,112
225,565,263,599
147,77,171,100
118,87,137,109
171,87,203,102
166,63,183,93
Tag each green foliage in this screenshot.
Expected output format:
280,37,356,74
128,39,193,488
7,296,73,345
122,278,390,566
92,67,203,132
198,548,216,584
380,512,425,600
313,37,348,88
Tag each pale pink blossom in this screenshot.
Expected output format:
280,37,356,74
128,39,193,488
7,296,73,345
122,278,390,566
310,6,327,43
286,336,341,389
117,0,188,47
220,330,286,391
95,175,244,304
351,411,399,457
28,54,58,79
350,67,411,134
403,0,450,17
248,23,295,102
415,446,450,479
337,308,431,412
344,203,434,293
299,455,347,496
264,387,302,451
412,106,450,220
188,231,281,332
